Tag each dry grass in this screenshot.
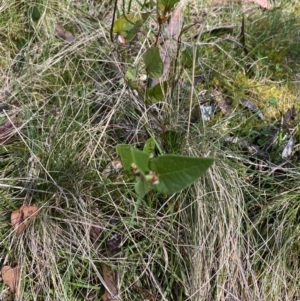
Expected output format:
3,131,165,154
0,0,299,300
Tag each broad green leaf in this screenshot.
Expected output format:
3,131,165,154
125,67,138,89
158,0,180,12
143,137,156,158
113,13,150,42
135,178,150,198
146,81,168,103
143,47,163,78
181,47,200,69
16,38,26,51
116,144,150,175
149,155,214,194
29,6,41,21
125,67,137,81
181,47,194,69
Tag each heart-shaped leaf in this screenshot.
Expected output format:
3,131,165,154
116,144,150,175
101,263,118,301
11,205,39,235
181,47,196,69
149,155,214,194
1,266,21,296
146,81,168,103
113,13,150,42
143,47,163,79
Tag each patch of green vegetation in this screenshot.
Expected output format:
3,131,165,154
0,0,300,300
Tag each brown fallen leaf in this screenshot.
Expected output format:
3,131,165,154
90,219,120,301
0,118,17,145
212,89,231,115
54,24,75,43
101,263,118,301
90,224,104,246
283,106,296,127
11,205,39,235
1,266,21,296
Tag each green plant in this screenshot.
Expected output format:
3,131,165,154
1,0,300,300
116,140,214,198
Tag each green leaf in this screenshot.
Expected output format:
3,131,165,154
143,137,156,158
16,38,27,51
143,47,163,78
135,178,150,198
181,47,200,69
268,96,277,106
29,6,41,21
158,0,180,12
125,67,137,81
125,67,138,88
146,81,168,103
181,47,194,69
113,13,150,42
149,155,214,194
116,144,150,175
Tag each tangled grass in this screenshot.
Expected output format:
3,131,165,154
0,0,300,300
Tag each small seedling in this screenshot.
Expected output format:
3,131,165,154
116,138,214,198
